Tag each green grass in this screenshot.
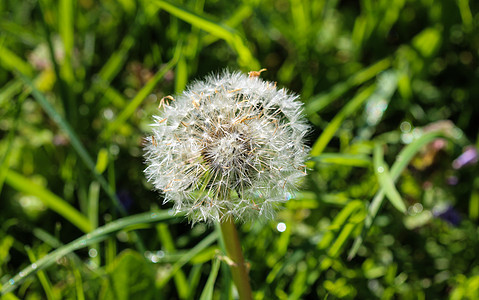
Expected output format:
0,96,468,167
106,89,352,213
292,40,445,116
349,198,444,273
1,0,479,299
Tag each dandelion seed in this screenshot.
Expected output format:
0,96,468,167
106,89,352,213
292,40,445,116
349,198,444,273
143,70,310,223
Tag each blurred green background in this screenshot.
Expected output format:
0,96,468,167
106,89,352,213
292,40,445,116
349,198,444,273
1,0,479,299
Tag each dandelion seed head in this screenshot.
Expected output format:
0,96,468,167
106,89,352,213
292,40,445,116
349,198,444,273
144,70,309,223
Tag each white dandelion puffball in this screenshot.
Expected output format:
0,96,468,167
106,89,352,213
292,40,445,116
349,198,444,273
144,70,309,223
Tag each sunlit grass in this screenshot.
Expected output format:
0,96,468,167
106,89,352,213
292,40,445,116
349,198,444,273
1,0,478,298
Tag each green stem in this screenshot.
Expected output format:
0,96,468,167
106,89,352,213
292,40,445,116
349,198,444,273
219,218,253,300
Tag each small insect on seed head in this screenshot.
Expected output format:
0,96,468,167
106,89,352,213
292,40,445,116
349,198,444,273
158,95,175,110
248,68,267,78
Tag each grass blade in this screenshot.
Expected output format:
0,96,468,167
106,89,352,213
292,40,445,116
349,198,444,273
312,153,371,168
0,88,28,196
101,46,180,139
187,264,204,300
310,84,376,158
16,72,126,216
5,170,92,233
97,35,135,84
175,52,188,94
1,210,178,295
25,248,55,300
95,148,109,174
0,44,34,77
94,5,150,85
38,1,73,123
328,222,358,258
348,131,447,259
101,85,127,109
305,58,391,115
88,181,100,266
158,232,218,287
0,80,23,104
72,266,86,300
153,0,230,39
318,200,363,250
0,19,41,46
0,288,19,300
151,0,259,69
59,0,75,84
157,223,189,299
202,4,253,46
469,178,479,221
266,250,305,284
457,0,473,31
214,223,232,299
373,144,407,213
318,201,365,270
199,259,221,300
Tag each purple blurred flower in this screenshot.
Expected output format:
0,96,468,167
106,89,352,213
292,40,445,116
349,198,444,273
446,176,459,185
117,190,134,212
433,205,461,226
452,146,478,169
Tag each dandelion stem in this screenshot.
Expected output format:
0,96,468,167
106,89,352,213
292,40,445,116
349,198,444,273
219,218,253,300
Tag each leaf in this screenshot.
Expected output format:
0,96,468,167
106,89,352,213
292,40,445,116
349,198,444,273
101,46,180,139
150,0,259,69
412,27,441,58
1,210,178,296
199,259,221,300
309,84,376,158
95,148,109,174
289,261,308,299
187,264,204,299
456,0,473,31
16,72,126,216
0,236,14,263
0,286,20,300
59,0,75,84
5,170,92,233
305,58,391,115
100,250,157,300
0,87,27,196
348,131,447,259
469,178,479,221
25,248,55,300
175,52,188,94
158,232,218,287
313,153,371,168
318,200,364,252
98,35,135,84
0,44,34,77
157,223,189,299
373,144,407,213
327,223,358,258
266,250,305,284
0,79,23,105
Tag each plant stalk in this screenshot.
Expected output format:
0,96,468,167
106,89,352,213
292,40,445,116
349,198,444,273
219,218,253,300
